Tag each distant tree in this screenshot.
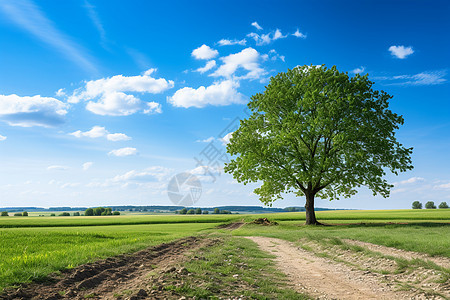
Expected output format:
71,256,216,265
439,202,449,209
179,208,187,215
50,213,56,216
224,65,413,224
425,201,436,209
187,209,195,215
59,212,70,216
195,208,202,214
73,212,80,216
1,211,8,216
175,210,179,214
412,201,422,209
113,211,120,215
94,207,105,216
213,208,220,214
22,211,28,216
14,213,22,216
286,207,299,212
85,208,94,216
203,210,209,214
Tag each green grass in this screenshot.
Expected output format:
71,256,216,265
233,221,450,257
162,235,310,299
0,223,216,291
0,209,448,293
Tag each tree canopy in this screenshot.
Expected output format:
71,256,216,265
225,65,413,224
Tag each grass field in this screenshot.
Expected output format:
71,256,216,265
0,209,449,293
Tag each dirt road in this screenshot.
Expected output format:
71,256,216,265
246,236,449,300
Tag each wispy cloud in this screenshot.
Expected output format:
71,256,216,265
251,21,263,30
108,147,138,157
83,0,107,47
0,0,97,73
376,70,447,86
217,39,246,46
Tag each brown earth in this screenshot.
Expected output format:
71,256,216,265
216,222,245,230
246,236,449,300
0,236,218,300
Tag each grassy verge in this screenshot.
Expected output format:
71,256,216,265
160,235,310,299
233,221,450,257
0,223,216,292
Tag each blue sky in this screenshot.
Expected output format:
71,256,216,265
0,0,449,209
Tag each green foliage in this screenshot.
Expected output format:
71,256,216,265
439,202,449,209
425,201,436,209
73,212,80,216
85,208,94,216
59,212,70,216
187,209,195,215
195,208,202,214
14,213,22,216
225,65,413,220
412,201,422,209
1,212,8,217
213,208,220,214
22,212,28,217
179,208,187,215
50,213,56,216
113,211,120,215
203,210,209,214
94,207,105,216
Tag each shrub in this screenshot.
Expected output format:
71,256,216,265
85,208,94,216
94,207,105,216
213,208,220,214
195,208,202,214
1,211,8,217
179,208,187,215
187,209,195,215
59,212,70,216
22,211,28,216
50,213,56,216
113,211,120,215
425,201,436,209
73,212,80,216
439,202,449,209
203,210,209,214
412,201,422,209
14,213,22,216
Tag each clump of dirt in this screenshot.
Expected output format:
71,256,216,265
251,218,278,226
216,222,245,230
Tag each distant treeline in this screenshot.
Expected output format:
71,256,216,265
0,205,339,213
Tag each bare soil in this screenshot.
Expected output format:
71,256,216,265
1,236,217,300
246,236,449,300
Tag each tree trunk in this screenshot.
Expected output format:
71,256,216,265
305,192,322,225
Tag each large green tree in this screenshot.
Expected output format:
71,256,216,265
225,65,413,224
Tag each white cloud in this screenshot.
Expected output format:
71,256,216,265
143,102,162,114
47,165,69,171
196,137,215,143
377,70,447,86
220,131,234,145
389,45,414,59
191,44,219,60
267,49,285,62
61,182,81,189
196,60,217,74
108,147,138,157
292,29,307,38
273,29,287,40
436,183,450,189
84,1,107,46
394,177,425,186
0,135,6,141
112,166,172,182
70,126,131,141
82,162,93,171
211,47,266,80
247,32,272,46
0,94,68,127
217,39,246,46
55,88,66,97
69,69,173,116
352,66,365,74
168,80,246,108
107,133,131,142
251,21,263,30
0,0,96,73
